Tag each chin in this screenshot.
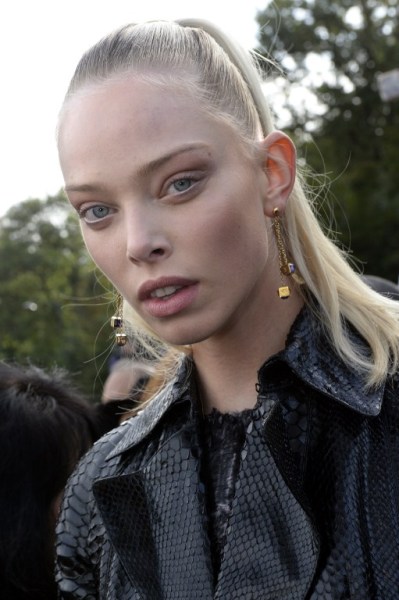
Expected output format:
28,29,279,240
157,326,212,349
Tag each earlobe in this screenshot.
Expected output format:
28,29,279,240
260,131,296,216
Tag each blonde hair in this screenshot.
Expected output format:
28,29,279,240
62,19,399,390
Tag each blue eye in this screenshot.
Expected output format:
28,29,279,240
171,178,193,193
92,206,109,218
80,205,110,223
163,173,203,200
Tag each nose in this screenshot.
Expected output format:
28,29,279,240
125,207,172,265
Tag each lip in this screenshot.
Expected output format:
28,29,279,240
138,276,199,319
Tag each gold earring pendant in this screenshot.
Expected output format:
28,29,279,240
111,295,127,346
272,208,295,299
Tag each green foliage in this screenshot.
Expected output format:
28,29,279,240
257,0,399,280
0,194,116,398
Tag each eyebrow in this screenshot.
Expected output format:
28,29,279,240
64,143,210,194
136,143,210,178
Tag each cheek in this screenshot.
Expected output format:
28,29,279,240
197,198,269,267
82,230,125,282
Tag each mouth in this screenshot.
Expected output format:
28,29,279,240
138,277,199,318
149,285,184,300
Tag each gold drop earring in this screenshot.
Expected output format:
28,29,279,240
272,207,295,299
111,295,128,346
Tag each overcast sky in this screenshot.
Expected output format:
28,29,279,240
0,0,267,217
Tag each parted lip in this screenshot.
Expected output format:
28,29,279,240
138,276,197,301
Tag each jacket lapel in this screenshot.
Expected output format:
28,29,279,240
215,400,319,600
94,422,213,599
106,359,191,460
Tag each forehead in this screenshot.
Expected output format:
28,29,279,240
59,75,194,142
58,75,247,179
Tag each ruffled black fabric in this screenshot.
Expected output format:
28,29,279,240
199,393,277,584
200,410,246,580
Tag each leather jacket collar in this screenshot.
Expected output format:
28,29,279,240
108,305,385,461
262,305,385,416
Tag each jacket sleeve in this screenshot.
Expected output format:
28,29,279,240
55,437,112,599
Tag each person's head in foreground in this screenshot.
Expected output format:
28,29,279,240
55,19,399,598
0,362,98,600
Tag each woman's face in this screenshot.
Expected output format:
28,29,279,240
59,76,284,347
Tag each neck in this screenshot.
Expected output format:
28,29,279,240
192,291,304,414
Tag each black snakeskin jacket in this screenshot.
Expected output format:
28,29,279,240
55,308,399,599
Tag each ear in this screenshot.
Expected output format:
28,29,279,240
259,131,296,217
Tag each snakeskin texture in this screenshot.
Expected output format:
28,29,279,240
56,308,399,599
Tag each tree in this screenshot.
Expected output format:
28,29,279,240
257,0,399,280
0,194,116,398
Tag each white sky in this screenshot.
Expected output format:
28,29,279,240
0,0,266,218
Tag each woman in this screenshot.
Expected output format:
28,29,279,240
55,19,399,599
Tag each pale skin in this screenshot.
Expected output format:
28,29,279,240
58,75,304,413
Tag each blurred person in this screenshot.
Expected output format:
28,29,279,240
0,361,101,599
0,356,150,600
101,357,152,404
97,357,153,429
